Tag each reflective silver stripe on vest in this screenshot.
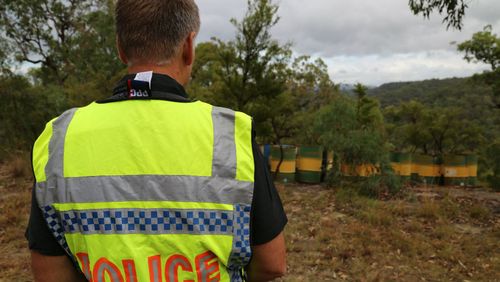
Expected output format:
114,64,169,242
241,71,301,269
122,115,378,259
38,108,78,259
94,259,123,282
60,208,234,235
197,251,221,282
212,106,237,179
149,257,161,282
36,175,252,207
43,108,77,192
168,257,190,280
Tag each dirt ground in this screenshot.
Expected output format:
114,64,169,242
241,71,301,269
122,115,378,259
0,161,33,282
278,184,500,281
1,160,499,281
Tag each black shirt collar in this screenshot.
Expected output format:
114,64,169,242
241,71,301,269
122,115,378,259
98,73,191,103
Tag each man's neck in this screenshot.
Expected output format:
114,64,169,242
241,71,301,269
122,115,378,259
127,64,186,86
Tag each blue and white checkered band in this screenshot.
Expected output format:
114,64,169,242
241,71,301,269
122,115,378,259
227,204,252,280
48,203,251,276
59,208,234,235
42,205,71,255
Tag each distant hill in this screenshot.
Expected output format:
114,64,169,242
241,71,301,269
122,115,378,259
367,76,499,143
368,77,493,108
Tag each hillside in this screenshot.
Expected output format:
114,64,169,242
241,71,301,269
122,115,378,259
368,76,500,147
368,77,493,108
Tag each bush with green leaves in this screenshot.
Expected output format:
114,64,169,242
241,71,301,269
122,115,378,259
314,88,402,197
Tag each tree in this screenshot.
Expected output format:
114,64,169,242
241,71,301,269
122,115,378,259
458,26,500,108
384,100,484,156
0,75,67,154
459,25,500,71
0,0,123,96
314,88,386,170
1,0,97,84
287,57,338,145
354,83,384,132
314,94,399,196
288,56,337,112
188,42,224,103
385,101,433,153
314,97,358,165
206,0,291,114
409,0,469,30
0,0,124,156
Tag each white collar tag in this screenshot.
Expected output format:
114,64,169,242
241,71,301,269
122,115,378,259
134,71,153,89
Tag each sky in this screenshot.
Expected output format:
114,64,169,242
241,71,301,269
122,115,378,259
196,0,500,86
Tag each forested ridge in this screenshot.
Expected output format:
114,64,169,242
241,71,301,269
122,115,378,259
370,77,494,108
370,76,499,150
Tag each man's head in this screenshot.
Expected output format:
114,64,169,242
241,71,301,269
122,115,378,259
115,0,200,84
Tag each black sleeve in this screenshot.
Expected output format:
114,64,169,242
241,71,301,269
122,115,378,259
25,184,66,256
250,130,288,246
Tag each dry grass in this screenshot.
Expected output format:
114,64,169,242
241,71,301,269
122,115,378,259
0,156,33,282
1,158,499,281
278,184,500,281
6,153,31,179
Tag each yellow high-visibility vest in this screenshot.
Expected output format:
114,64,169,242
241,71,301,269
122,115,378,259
32,99,255,282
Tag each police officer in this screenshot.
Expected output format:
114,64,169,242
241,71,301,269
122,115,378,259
26,1,287,281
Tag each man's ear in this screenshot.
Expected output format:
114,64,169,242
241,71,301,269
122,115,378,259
116,36,128,65
182,32,196,66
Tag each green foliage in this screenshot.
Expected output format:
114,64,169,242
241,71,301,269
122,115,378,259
314,97,357,152
315,94,387,166
384,101,430,152
458,26,500,108
279,56,338,145
385,101,485,155
458,26,500,71
1,0,101,84
210,0,291,112
372,77,498,188
473,71,500,109
0,74,68,155
408,0,468,30
358,174,402,198
314,89,401,196
482,141,500,191
290,56,337,112
371,77,498,141
0,0,124,157
0,0,122,97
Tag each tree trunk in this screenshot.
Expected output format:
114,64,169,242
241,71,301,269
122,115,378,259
274,142,284,179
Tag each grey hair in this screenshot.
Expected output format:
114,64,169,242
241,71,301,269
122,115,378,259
116,0,200,65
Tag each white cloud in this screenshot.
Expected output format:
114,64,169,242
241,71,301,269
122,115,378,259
325,50,490,86
196,0,500,85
